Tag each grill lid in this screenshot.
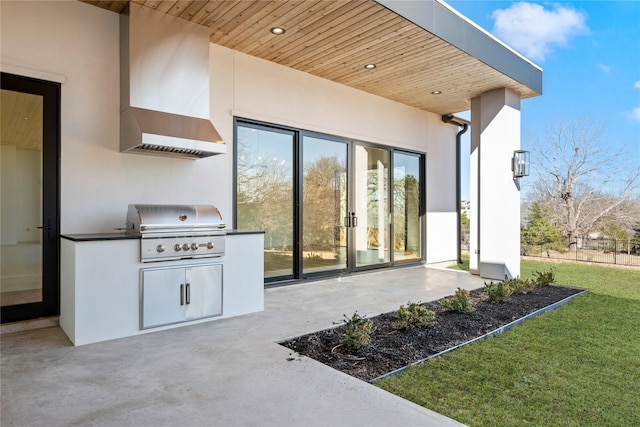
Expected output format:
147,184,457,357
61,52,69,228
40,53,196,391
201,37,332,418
126,204,225,235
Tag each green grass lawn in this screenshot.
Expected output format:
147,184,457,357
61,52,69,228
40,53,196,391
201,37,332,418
376,260,640,426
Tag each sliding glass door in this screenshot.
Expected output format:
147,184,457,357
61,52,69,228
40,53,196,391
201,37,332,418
353,145,391,269
236,123,295,279
235,119,424,283
393,151,423,262
301,135,348,274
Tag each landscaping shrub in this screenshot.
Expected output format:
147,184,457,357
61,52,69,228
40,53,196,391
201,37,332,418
485,280,512,303
507,277,536,294
342,312,376,352
396,302,436,329
533,269,555,286
440,288,473,313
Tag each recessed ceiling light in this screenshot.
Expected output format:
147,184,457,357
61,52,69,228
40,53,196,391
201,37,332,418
364,64,376,69
431,90,442,95
270,27,285,35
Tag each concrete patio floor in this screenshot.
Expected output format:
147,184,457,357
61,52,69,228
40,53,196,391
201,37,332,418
1,265,485,427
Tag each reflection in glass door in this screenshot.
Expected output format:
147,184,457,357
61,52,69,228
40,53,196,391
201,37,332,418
393,152,422,262
1,89,43,307
236,124,295,279
301,135,348,274
353,145,390,268
1,73,60,323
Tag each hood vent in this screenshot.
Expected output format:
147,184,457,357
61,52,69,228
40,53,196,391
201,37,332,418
120,3,225,159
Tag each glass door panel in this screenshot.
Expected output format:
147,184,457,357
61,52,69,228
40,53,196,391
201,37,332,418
353,145,390,268
393,152,422,262
236,125,294,279
1,89,44,308
302,135,348,274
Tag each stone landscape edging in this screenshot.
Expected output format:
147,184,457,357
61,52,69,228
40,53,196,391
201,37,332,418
369,288,588,383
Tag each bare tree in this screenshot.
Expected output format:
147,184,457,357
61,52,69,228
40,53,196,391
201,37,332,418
529,116,640,243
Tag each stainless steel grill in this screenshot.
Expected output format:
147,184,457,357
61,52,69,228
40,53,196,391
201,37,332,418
126,204,226,262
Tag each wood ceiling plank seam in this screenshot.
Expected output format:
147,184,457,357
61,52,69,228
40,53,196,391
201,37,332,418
177,0,210,20
207,1,261,34
263,1,376,63
266,6,396,63
274,8,388,66
199,1,251,28
209,1,285,48
166,1,196,17
350,65,497,98
137,1,163,10
242,1,349,56
332,44,473,86
151,1,179,14
305,27,439,77
309,26,439,79
212,0,270,37
233,1,331,53
287,11,407,69
210,1,281,45
189,1,230,25
244,1,350,59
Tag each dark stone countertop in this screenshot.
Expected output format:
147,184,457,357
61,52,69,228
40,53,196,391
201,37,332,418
61,230,264,242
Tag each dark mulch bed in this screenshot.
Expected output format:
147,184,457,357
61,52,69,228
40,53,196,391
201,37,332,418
281,286,583,382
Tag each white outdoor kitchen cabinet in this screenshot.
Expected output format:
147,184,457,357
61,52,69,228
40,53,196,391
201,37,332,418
141,263,223,329
60,231,264,346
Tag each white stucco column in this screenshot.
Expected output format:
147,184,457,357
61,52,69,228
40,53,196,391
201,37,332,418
470,88,521,279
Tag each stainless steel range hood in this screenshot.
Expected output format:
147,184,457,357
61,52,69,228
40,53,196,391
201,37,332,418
120,3,225,159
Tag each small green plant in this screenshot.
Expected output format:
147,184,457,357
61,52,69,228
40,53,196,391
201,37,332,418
533,269,555,286
342,312,376,352
484,280,512,303
396,302,436,329
439,288,473,313
508,276,536,294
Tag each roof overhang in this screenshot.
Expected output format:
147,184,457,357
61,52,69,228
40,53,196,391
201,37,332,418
83,0,542,116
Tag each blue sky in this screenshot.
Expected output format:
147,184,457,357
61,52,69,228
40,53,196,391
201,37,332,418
446,0,640,199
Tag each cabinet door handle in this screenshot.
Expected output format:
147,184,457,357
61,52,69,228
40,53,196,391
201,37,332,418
180,284,184,306
185,283,190,305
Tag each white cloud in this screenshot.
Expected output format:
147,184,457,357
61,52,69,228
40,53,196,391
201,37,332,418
630,107,640,122
598,64,610,73
634,81,640,89
491,2,588,62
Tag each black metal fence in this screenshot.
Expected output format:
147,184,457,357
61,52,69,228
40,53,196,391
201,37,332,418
522,238,640,267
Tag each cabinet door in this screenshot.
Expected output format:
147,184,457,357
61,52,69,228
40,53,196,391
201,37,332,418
185,264,222,320
141,268,186,329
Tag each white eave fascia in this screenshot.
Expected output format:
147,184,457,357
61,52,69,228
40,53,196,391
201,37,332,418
375,0,543,95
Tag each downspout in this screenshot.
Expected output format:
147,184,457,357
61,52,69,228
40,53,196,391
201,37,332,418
442,114,470,265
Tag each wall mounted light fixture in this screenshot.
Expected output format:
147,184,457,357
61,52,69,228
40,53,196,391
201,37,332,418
512,150,530,179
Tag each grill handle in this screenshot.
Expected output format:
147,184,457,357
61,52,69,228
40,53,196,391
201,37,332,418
180,284,184,306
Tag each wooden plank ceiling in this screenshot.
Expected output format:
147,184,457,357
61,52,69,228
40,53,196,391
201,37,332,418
83,0,539,116
1,89,43,151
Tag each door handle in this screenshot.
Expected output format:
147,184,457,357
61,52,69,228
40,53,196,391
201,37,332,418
344,216,351,227
185,283,191,305
180,284,185,306
37,219,56,241
351,212,358,227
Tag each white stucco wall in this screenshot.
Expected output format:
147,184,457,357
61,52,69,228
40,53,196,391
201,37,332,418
470,88,521,279
1,1,457,263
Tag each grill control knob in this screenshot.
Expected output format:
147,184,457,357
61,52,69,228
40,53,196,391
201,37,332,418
182,243,190,251
206,242,215,249
190,243,199,250
156,245,165,253
174,244,182,252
